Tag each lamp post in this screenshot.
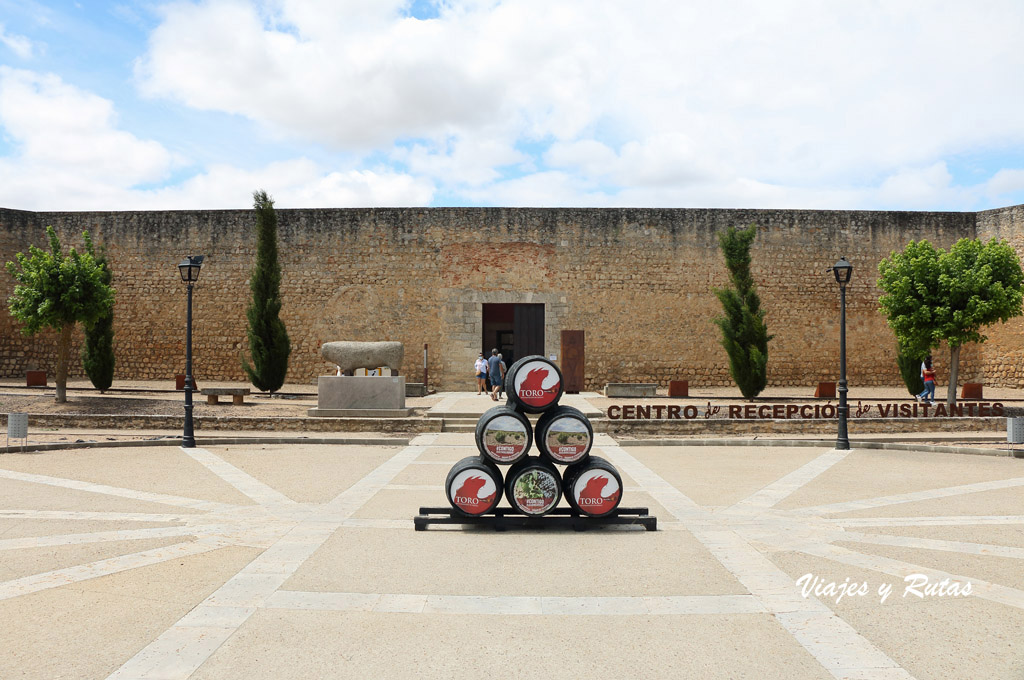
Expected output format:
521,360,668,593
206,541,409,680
178,255,204,448
831,256,853,450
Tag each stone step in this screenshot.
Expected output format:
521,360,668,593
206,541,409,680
442,423,477,433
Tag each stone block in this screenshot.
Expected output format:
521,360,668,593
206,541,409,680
406,382,428,397
605,383,657,397
315,375,406,411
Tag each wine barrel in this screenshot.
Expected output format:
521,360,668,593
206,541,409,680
474,405,532,465
503,355,564,414
535,405,593,465
562,456,622,517
446,456,503,516
504,456,562,516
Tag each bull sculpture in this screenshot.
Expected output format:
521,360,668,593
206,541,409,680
321,341,404,376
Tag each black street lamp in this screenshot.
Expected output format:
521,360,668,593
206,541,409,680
178,255,204,448
831,256,853,450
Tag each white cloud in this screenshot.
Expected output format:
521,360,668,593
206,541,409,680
0,67,433,210
130,0,1024,209
0,24,34,59
0,67,174,186
985,168,1024,199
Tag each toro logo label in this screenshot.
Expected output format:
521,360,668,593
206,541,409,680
514,363,560,408
450,471,496,515
573,472,621,515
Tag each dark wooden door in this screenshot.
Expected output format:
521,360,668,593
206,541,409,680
561,330,585,393
513,304,545,359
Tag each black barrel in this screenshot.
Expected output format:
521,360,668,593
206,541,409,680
504,456,562,516
474,405,532,465
535,405,593,465
446,456,503,516
562,456,623,517
503,355,564,414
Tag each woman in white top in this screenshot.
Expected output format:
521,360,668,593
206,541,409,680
474,353,489,394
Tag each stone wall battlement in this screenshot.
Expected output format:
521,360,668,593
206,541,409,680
1,205,1021,390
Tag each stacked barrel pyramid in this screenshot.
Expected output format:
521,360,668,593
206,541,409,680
445,355,624,518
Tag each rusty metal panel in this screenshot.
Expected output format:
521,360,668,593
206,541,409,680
561,330,585,393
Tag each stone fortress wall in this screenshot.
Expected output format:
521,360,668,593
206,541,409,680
0,204,1021,391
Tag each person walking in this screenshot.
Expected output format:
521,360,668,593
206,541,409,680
474,352,488,395
916,358,936,404
487,349,504,401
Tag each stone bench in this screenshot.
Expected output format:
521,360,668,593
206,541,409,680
605,383,657,398
201,388,250,405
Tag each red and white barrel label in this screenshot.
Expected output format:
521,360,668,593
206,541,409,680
482,416,528,462
512,361,561,409
449,470,498,515
572,470,621,515
545,417,590,463
511,470,559,515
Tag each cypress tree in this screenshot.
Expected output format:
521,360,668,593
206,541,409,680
895,350,924,396
241,190,290,393
713,225,772,400
82,248,115,392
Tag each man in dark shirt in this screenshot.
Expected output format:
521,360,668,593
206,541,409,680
487,349,504,401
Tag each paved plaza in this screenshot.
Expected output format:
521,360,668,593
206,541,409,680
1,432,1023,679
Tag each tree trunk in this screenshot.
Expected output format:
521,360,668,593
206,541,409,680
947,344,961,406
55,323,72,403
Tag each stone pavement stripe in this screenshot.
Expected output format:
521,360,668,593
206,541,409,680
106,435,435,680
426,393,463,413
0,539,227,602
0,510,197,523
726,449,851,514
183,447,298,507
263,591,766,615
0,524,238,551
790,477,1024,516
0,468,241,513
828,515,1024,528
798,542,1024,611
341,518,414,530
599,442,914,680
840,530,1024,560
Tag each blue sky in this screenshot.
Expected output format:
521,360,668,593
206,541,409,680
0,0,1022,211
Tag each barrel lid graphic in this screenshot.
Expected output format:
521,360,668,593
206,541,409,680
571,469,621,517
446,456,502,517
505,457,562,516
511,469,560,515
505,356,564,413
450,469,499,515
475,405,532,465
537,406,593,465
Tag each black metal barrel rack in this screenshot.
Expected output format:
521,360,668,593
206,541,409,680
415,355,657,531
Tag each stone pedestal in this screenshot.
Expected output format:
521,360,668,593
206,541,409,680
308,376,412,417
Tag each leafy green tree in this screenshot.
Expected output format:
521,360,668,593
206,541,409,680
6,227,114,403
713,225,772,399
878,237,1024,405
82,247,115,392
242,189,291,393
